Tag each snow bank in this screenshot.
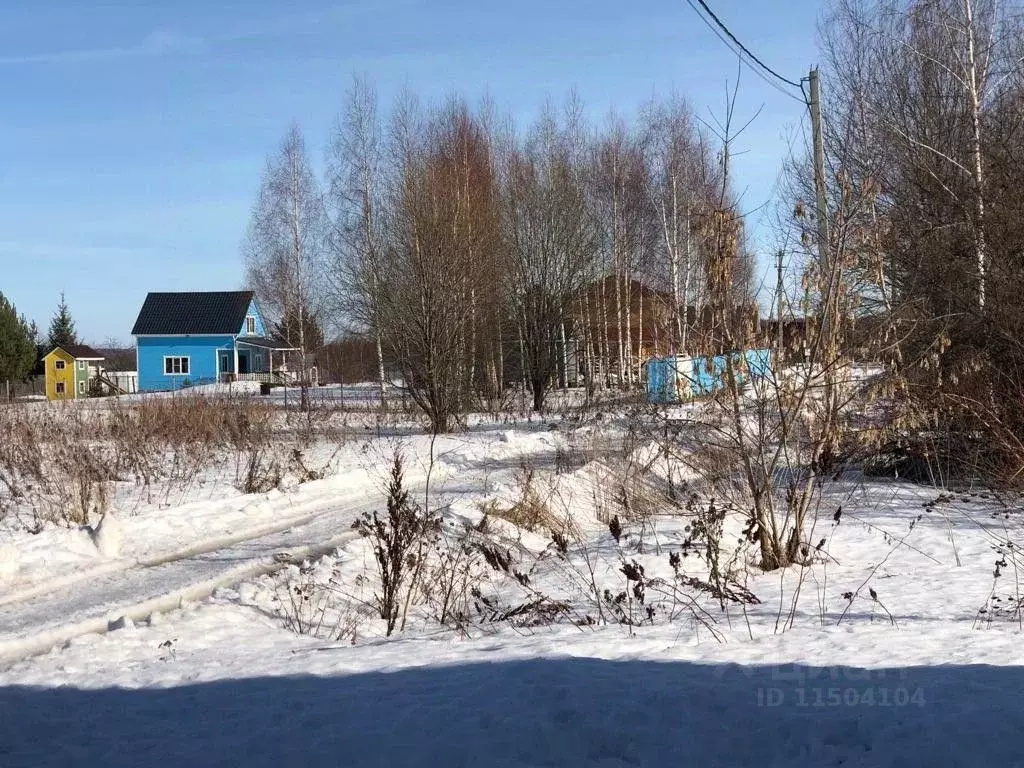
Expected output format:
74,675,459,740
90,513,125,558
6,418,1024,766
0,543,19,583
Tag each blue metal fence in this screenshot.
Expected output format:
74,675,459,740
645,349,773,404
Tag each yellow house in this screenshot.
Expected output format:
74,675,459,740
44,345,105,401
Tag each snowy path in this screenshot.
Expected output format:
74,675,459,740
0,494,357,610
0,490,382,667
0,429,507,669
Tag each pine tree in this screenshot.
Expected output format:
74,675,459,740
47,292,78,350
0,293,37,390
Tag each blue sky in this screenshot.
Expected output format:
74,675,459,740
0,0,822,343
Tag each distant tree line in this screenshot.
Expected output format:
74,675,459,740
244,84,756,429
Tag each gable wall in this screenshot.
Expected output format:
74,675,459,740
239,299,268,337
44,349,76,401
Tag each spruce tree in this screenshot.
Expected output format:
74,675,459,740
28,320,45,375
272,306,324,352
0,293,37,388
47,292,78,350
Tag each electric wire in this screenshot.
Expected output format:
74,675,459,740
682,0,808,105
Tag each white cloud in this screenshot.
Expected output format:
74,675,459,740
0,3,409,66
0,27,202,65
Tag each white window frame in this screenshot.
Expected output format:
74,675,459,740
78,360,86,371
78,380,86,394
245,316,256,335
163,356,190,376
55,382,66,394
55,359,66,370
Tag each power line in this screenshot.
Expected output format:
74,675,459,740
683,0,806,102
688,0,803,88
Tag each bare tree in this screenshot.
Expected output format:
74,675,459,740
504,108,597,411
655,74,845,572
816,0,1024,481
591,117,653,386
643,95,722,353
376,98,501,432
244,124,328,369
327,76,389,402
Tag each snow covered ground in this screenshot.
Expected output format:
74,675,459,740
2,402,1024,766
6,604,1024,767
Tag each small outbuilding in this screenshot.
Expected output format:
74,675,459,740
44,345,105,401
645,349,773,404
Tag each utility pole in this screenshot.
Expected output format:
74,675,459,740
808,68,832,336
775,250,786,359
808,66,841,430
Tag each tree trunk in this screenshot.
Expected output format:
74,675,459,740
681,203,692,353
600,276,611,388
559,320,569,389
963,0,987,312
376,330,387,408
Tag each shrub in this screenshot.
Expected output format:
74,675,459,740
353,451,440,635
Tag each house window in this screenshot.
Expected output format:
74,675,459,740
246,316,256,335
55,360,66,370
55,382,65,394
78,360,86,371
78,380,86,394
164,356,190,375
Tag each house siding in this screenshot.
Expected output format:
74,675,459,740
44,349,76,401
74,359,87,397
137,335,235,391
238,298,268,337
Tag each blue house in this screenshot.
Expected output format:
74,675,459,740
131,291,294,391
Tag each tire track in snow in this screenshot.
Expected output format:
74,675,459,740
0,454,459,668
0,487,375,610
0,491,386,668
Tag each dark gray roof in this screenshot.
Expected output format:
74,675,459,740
52,344,104,360
235,336,297,350
132,291,255,336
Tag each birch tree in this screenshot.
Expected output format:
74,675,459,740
591,119,652,386
504,109,596,411
244,124,328,364
817,0,1024,479
327,76,389,403
643,97,718,353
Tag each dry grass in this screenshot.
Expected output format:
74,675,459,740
0,396,340,530
480,465,564,534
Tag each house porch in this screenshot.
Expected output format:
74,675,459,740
218,337,299,384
